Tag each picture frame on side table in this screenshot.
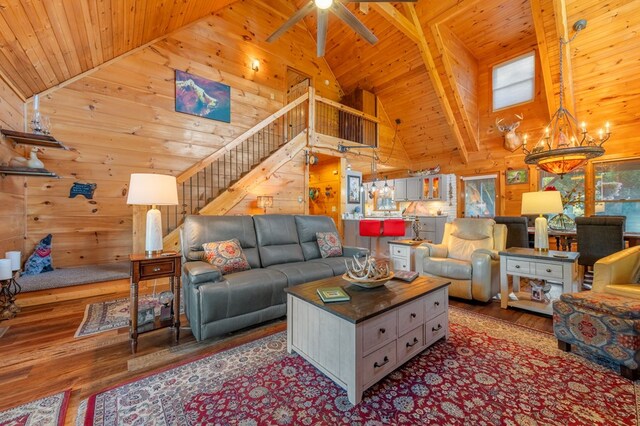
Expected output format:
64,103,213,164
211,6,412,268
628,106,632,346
347,175,361,204
506,169,528,185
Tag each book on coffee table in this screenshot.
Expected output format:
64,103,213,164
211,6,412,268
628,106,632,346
317,287,350,303
394,270,419,282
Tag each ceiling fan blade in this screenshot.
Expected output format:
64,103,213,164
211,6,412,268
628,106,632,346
331,2,378,44
266,1,316,43
317,9,329,57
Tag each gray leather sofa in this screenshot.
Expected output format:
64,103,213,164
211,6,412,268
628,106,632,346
180,214,368,341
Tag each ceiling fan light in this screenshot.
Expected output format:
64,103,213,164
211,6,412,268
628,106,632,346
315,0,333,10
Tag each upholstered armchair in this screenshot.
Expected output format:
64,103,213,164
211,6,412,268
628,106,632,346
415,218,507,302
592,246,640,299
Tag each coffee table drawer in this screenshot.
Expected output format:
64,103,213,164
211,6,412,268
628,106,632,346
425,312,447,346
506,258,530,274
397,325,424,362
362,310,397,354
535,262,563,279
398,298,424,335
363,341,397,387
424,288,446,320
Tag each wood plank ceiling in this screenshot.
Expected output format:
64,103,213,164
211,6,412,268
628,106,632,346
0,0,639,170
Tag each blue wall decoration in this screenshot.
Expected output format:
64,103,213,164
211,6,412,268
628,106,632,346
175,70,231,123
69,182,97,199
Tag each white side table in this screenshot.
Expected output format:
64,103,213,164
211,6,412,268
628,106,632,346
388,239,427,271
499,247,580,315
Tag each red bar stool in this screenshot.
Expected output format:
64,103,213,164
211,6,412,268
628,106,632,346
382,219,405,237
359,220,382,237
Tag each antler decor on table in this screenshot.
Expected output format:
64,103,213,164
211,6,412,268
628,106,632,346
343,254,393,288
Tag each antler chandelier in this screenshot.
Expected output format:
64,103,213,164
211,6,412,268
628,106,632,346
523,19,610,177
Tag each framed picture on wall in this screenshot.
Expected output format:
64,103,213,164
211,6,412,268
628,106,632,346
506,169,528,185
347,175,361,204
175,70,231,123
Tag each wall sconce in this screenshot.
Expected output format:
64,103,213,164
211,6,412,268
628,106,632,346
251,59,260,72
257,195,273,213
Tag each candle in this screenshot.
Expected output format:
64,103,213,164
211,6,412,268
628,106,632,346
33,94,39,111
544,127,549,138
523,134,528,146
581,122,586,132
599,129,604,139
0,259,12,280
5,251,20,271
605,122,610,133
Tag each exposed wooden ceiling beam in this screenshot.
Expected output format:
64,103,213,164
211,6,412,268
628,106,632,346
402,4,468,163
369,3,419,44
553,0,576,115
530,0,557,119
432,23,480,151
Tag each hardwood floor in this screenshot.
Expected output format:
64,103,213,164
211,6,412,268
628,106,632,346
0,286,552,425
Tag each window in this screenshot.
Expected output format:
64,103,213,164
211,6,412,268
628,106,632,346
463,175,496,217
595,159,640,232
539,168,585,220
492,52,535,111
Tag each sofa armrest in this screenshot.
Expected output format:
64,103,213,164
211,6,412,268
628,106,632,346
183,261,223,287
343,246,369,258
414,243,448,276
592,246,640,292
470,249,501,302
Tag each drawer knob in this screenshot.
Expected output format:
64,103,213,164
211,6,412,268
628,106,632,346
434,301,440,307
406,337,419,348
410,313,417,318
374,356,390,368
546,268,552,273
515,265,520,269
432,324,442,332
153,267,161,272
379,328,386,334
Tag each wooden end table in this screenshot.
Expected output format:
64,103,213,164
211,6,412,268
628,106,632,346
129,253,181,353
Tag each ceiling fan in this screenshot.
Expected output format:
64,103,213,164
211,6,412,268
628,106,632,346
267,0,417,57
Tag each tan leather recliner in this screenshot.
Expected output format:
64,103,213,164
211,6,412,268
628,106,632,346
415,218,507,302
592,246,640,299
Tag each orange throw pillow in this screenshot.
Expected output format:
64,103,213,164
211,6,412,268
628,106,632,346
202,239,251,275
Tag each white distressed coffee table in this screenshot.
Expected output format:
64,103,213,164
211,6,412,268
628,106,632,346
285,275,450,405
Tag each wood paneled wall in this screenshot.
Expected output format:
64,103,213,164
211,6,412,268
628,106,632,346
0,78,26,257
27,2,342,267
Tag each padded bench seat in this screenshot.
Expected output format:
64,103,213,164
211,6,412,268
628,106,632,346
553,291,640,380
18,262,130,292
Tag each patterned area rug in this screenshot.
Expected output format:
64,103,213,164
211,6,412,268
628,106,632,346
75,295,169,338
0,390,69,425
81,308,640,425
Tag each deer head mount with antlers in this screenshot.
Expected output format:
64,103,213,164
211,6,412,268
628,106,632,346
496,114,524,152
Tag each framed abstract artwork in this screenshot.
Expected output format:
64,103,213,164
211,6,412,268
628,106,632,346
347,175,361,204
175,70,231,123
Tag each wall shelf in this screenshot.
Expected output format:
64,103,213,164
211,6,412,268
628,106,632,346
0,129,68,150
0,166,58,178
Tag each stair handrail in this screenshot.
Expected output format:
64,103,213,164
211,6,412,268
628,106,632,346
177,92,310,184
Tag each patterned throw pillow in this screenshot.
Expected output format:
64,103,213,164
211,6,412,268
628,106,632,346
23,234,54,276
316,232,343,258
202,239,251,275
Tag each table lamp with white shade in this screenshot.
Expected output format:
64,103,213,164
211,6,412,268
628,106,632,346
127,173,179,256
521,190,564,252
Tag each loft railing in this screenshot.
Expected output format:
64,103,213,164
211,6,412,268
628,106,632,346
315,95,379,148
160,93,309,234
158,88,379,237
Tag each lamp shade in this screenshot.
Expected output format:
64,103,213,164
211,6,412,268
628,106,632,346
127,174,178,206
521,191,564,215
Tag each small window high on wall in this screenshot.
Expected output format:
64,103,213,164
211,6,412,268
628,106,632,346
492,52,535,111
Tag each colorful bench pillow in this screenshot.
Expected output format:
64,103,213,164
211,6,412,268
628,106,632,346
316,231,343,258
202,239,251,275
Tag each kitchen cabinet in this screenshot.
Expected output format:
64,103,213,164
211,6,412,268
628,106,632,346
421,175,446,200
392,177,422,202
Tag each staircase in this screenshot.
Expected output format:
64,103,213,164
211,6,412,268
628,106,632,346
158,88,380,252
